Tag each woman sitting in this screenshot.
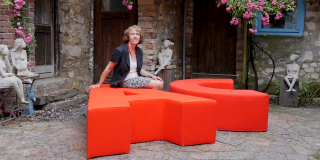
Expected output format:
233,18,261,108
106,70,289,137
91,25,164,90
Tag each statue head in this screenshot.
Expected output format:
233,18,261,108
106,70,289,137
290,54,299,62
11,38,26,52
0,44,9,56
163,40,174,48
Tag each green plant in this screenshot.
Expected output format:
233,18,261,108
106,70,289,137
275,80,281,95
299,74,320,99
281,49,300,58
1,0,13,6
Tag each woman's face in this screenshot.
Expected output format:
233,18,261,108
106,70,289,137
128,29,140,45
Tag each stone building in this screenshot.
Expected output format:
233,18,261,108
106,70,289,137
0,0,319,107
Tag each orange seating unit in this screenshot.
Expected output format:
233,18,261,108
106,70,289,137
87,84,217,159
169,79,269,132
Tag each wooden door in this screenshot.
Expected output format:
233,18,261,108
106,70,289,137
193,0,237,77
94,0,137,83
34,0,55,78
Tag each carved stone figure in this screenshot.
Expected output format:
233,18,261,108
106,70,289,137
0,44,29,104
285,54,300,92
154,40,174,75
10,38,39,78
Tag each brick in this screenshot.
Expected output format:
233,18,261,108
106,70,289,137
8,28,15,33
0,28,7,33
8,16,13,21
8,40,14,45
30,7,34,12
138,21,153,28
142,29,155,33
8,5,14,10
138,6,156,11
144,33,157,39
138,17,153,21
0,21,11,27
26,0,35,2
138,0,154,6
0,15,8,21
0,33,12,39
143,50,155,55
145,11,157,17
30,56,35,61
0,5,7,9
146,44,153,49
28,1,35,6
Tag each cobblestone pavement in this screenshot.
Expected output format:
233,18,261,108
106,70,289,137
0,105,320,160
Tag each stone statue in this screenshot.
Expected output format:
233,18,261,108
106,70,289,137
285,54,300,92
10,38,39,78
0,44,29,104
154,40,174,75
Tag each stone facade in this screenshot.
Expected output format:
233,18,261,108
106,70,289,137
58,0,92,93
249,4,320,93
137,0,184,80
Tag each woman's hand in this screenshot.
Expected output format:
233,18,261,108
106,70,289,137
90,84,101,89
151,75,164,84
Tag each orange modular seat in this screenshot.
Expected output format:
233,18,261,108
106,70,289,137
169,79,269,132
87,84,217,159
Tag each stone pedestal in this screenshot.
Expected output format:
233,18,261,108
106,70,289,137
279,80,299,107
156,65,176,92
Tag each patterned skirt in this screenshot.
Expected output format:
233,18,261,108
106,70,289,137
119,76,153,88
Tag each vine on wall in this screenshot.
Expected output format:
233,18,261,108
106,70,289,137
1,0,37,55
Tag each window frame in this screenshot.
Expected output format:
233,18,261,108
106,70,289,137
255,0,305,36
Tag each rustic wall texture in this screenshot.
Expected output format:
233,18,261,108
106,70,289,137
137,0,184,80
58,0,92,93
249,4,320,93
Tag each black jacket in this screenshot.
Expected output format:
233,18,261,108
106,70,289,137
110,43,143,88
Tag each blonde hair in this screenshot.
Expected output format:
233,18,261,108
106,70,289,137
123,25,144,44
10,38,25,52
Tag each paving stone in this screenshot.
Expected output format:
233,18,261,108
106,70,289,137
287,128,312,136
195,142,241,152
271,145,294,154
274,122,292,129
238,132,260,138
256,147,286,160
291,140,320,150
219,151,255,159
306,121,320,129
268,125,288,135
307,128,320,133
216,138,246,146
170,144,201,152
49,143,71,154
131,148,168,159
289,143,317,155
286,153,309,160
190,152,218,159
8,146,50,159
274,133,304,143
166,149,193,160
243,137,272,146
0,128,22,134
239,142,261,153
216,131,240,138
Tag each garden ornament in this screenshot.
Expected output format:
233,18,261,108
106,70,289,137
154,40,174,75
0,44,29,104
10,38,39,78
285,54,300,92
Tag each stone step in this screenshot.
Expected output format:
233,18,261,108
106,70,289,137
34,89,79,105
32,77,70,97
41,94,88,110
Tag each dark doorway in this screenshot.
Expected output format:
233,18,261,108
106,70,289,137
94,0,137,83
34,0,55,78
193,0,237,78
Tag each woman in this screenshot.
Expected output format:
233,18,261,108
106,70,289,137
91,25,164,90
285,54,300,92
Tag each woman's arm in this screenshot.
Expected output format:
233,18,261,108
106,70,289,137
90,61,117,88
140,68,164,83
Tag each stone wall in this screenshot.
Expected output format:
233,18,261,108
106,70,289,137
249,4,320,93
58,0,91,93
0,0,36,71
137,0,184,79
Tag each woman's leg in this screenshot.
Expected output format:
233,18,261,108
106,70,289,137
285,77,292,92
147,80,164,90
6,77,29,104
290,78,297,92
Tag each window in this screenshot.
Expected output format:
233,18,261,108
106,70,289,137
255,0,305,36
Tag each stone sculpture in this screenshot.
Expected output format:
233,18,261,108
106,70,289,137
154,40,174,75
10,38,39,78
285,54,300,92
0,44,29,104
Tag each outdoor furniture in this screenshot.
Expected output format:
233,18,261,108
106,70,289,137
87,84,217,159
0,87,22,126
169,79,269,131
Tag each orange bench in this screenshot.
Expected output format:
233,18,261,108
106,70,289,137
169,79,269,132
87,84,217,159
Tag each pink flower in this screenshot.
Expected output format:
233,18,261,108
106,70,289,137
274,12,282,20
222,0,228,5
249,28,257,33
230,17,239,25
13,10,17,14
237,3,241,7
279,2,285,8
254,5,259,10
122,0,126,5
226,6,232,12
27,62,31,66
18,26,23,30
291,1,295,5
17,23,20,26
217,3,221,7
127,5,132,10
271,0,276,5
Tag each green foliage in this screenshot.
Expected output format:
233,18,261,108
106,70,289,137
275,80,281,95
1,0,13,6
281,49,300,58
299,74,320,99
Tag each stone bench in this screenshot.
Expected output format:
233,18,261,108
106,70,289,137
87,84,217,159
169,79,269,131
